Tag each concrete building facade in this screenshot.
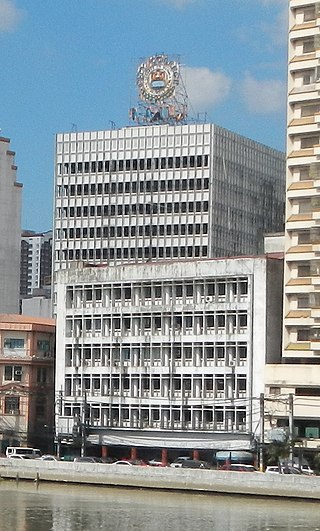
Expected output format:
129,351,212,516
54,123,285,273
0,137,22,314
55,257,283,454
0,314,55,453
20,230,52,298
265,0,320,446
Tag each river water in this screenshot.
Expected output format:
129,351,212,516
0,481,319,531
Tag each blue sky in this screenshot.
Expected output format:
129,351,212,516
0,0,288,231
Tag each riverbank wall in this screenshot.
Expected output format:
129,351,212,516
1,459,320,500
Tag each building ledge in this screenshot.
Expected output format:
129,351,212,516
285,342,310,351
288,149,314,158
286,310,311,318
289,117,315,126
286,278,311,286
288,180,313,190
287,214,312,222
290,53,317,62
290,22,317,31
287,244,313,253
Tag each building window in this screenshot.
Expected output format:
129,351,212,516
5,396,20,415
37,367,47,384
37,340,50,351
4,365,22,382
4,338,24,349
303,39,315,54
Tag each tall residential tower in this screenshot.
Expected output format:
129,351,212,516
0,137,22,314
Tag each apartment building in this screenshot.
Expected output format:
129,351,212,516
54,123,285,273
20,230,52,298
55,257,283,454
0,137,22,314
0,314,55,453
265,0,320,444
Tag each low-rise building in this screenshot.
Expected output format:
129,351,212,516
0,314,55,453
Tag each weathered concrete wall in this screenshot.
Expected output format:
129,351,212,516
0,459,320,500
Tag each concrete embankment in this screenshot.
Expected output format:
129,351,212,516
1,459,320,500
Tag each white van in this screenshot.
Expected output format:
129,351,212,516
6,447,41,459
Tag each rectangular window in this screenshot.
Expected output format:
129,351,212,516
303,39,315,54
37,367,47,384
301,136,319,149
5,396,20,415
4,338,24,349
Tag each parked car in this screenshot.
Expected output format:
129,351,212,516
38,455,59,461
170,457,193,468
181,459,212,469
221,464,257,472
113,460,133,466
265,465,302,475
8,454,34,460
293,464,314,475
148,458,166,467
73,457,102,463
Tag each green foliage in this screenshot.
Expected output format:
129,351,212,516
313,452,320,472
265,439,291,465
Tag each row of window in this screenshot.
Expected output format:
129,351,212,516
3,338,51,352
63,403,246,429
2,396,47,416
67,280,248,307
57,200,209,218
57,245,209,262
58,223,209,240
66,313,248,338
66,375,246,396
58,155,209,176
57,177,209,197
66,343,248,367
2,366,48,384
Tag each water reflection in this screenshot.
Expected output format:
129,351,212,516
0,481,319,531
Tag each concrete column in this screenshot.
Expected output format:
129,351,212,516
131,447,138,460
161,448,168,466
193,449,199,460
101,446,108,459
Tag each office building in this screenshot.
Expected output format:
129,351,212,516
53,55,286,458
0,137,22,314
54,124,285,272
55,256,283,456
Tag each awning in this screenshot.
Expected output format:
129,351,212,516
87,429,254,450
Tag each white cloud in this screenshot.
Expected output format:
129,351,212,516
182,66,232,112
261,5,288,47
241,74,286,114
0,0,23,32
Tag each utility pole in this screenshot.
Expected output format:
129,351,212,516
81,392,87,458
288,393,294,465
259,393,265,472
56,390,63,459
